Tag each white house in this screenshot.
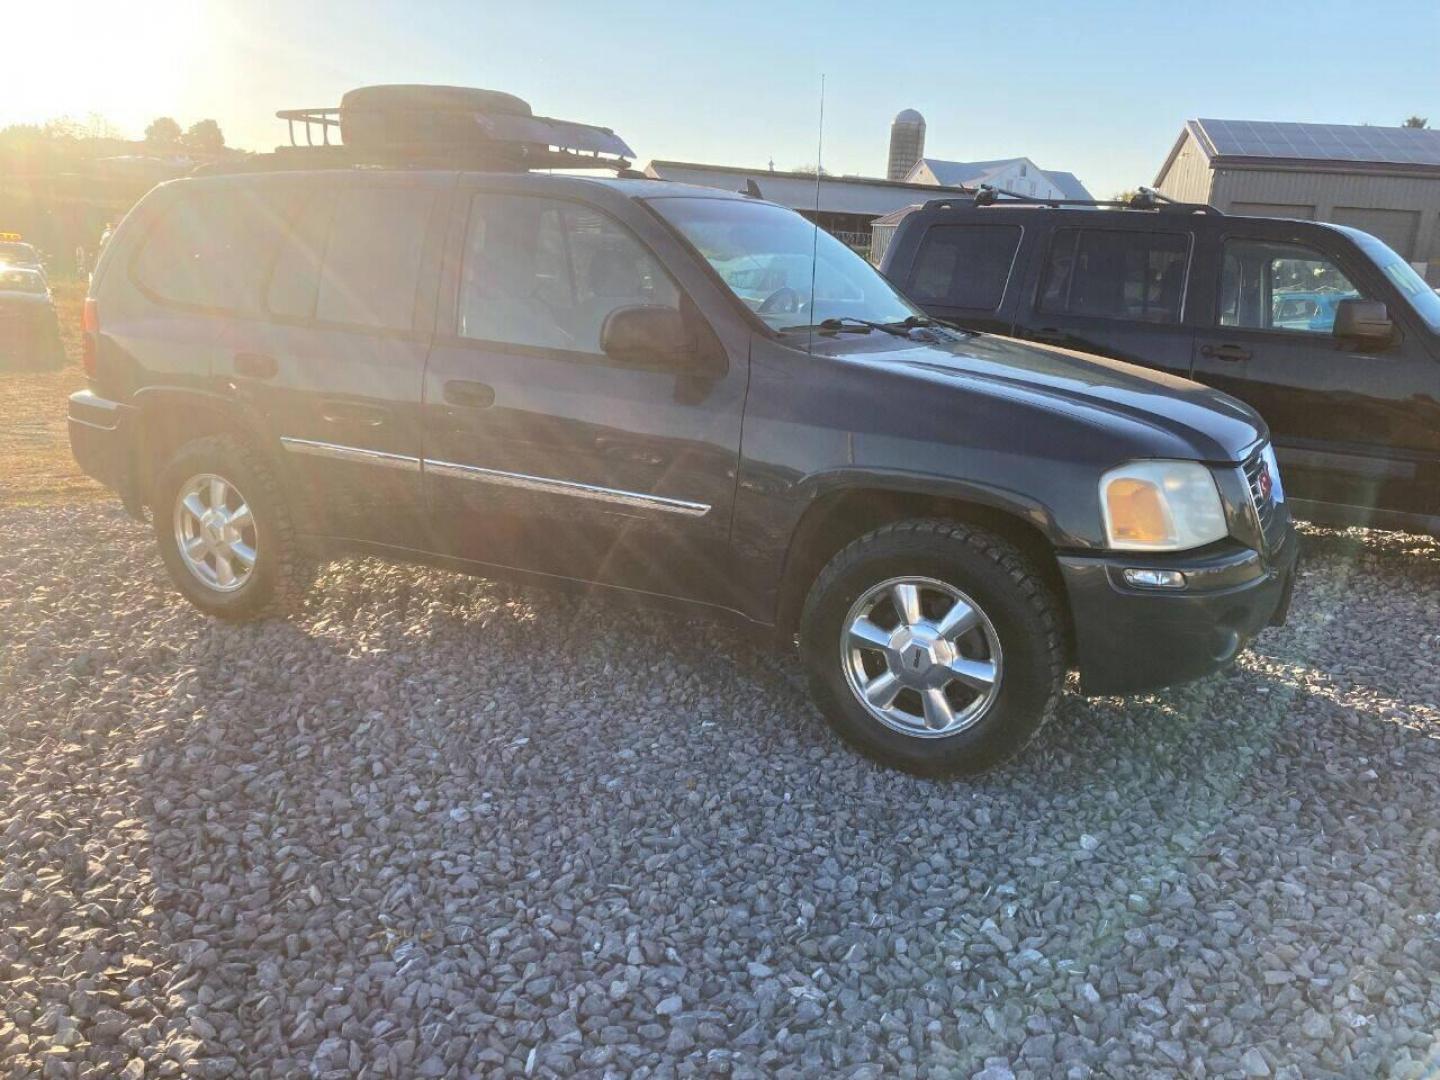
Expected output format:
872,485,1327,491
905,157,1093,201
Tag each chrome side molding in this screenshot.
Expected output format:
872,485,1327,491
279,437,422,472
425,458,711,516
278,437,710,517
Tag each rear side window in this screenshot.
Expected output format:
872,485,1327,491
1039,228,1189,324
132,187,295,312
906,224,1022,310
313,185,434,330
266,187,337,320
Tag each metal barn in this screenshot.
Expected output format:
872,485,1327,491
1155,119,1440,282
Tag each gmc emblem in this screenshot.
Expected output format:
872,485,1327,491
1257,463,1273,503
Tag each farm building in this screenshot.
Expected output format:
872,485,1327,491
904,157,1092,201
1155,118,1440,281
642,160,967,257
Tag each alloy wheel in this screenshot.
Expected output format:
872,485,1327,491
173,472,258,593
840,575,1003,738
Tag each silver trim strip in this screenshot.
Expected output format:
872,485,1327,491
280,437,421,472
424,458,711,517
68,415,119,432
277,438,710,517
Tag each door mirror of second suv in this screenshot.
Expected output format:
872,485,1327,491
1333,298,1394,345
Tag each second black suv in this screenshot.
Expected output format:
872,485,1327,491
881,197,1440,536
68,88,1296,774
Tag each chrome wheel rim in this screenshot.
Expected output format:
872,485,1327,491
841,576,1003,738
172,473,257,593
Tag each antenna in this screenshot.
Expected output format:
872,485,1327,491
808,74,825,357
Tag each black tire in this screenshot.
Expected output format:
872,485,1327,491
152,435,312,620
800,519,1064,775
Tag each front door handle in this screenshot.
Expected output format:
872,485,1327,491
234,352,277,379
320,399,389,427
1200,344,1252,363
443,380,496,409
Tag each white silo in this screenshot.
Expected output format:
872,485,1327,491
887,109,926,181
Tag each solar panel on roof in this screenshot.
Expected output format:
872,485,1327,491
1196,118,1440,167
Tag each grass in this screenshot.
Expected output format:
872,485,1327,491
1,281,105,506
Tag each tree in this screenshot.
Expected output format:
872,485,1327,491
791,164,829,176
145,117,182,146
1113,189,1141,205
1403,115,1429,129
43,116,85,140
184,119,225,153
0,123,47,148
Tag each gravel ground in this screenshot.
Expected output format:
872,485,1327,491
2,503,1439,1080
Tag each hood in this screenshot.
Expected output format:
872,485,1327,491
839,331,1266,463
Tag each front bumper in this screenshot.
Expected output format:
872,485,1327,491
1059,528,1298,696
68,389,143,514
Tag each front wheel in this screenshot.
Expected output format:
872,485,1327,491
152,435,312,620
800,520,1064,775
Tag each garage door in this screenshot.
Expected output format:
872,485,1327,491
1331,207,1421,259
1230,202,1315,220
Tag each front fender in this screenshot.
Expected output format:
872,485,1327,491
797,466,1072,548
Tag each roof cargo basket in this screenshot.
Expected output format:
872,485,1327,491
275,84,636,172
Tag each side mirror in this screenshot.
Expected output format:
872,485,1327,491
1333,298,1393,345
601,306,724,375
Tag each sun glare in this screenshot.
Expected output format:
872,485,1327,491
6,0,207,136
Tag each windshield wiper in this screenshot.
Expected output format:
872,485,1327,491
881,314,977,337
779,316,912,337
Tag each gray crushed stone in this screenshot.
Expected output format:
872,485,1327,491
2,503,1438,1079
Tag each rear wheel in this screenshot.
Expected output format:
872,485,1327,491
801,520,1064,774
152,435,312,620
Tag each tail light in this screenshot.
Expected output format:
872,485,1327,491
82,298,99,376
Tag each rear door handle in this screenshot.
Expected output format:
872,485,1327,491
1030,327,1068,343
1200,344,1252,362
443,380,495,409
234,352,277,379
320,399,389,427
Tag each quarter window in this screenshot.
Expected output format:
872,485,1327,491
458,194,678,354
906,224,1022,311
132,187,296,312
1039,228,1189,324
1218,239,1363,334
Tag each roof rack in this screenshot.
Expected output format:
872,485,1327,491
271,85,636,173
961,184,1221,215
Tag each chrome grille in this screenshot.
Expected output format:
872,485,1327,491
1242,447,1283,548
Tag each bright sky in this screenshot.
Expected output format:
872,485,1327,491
4,0,1437,199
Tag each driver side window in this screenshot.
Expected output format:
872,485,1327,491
459,194,679,354
1218,239,1363,335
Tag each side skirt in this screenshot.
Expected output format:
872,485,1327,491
302,535,780,639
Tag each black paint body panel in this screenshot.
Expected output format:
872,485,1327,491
75,170,1298,697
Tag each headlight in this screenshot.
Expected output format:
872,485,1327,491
1100,461,1228,551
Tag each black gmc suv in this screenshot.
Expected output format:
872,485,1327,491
881,195,1440,536
67,89,1295,774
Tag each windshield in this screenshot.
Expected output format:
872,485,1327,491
0,242,39,265
1349,230,1440,335
649,196,920,333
